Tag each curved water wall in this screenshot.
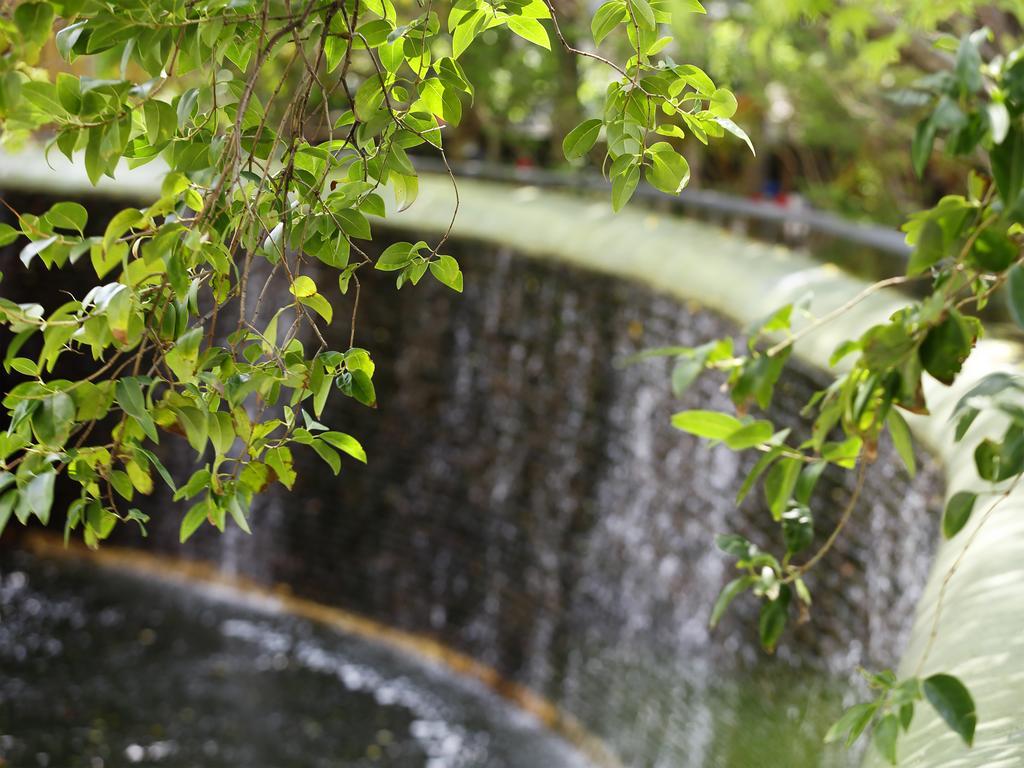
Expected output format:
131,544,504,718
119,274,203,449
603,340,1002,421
1,152,1022,766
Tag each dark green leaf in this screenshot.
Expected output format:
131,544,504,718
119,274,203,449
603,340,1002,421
709,576,753,628
758,585,790,653
992,125,1024,207
1008,265,1024,330
912,118,936,178
923,674,976,746
764,457,800,521
919,312,974,386
943,491,977,539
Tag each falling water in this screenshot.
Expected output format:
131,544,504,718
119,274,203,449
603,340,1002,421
0,193,944,767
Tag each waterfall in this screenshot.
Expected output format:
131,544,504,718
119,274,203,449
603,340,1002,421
0,191,943,766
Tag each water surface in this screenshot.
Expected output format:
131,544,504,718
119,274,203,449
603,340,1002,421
0,550,592,768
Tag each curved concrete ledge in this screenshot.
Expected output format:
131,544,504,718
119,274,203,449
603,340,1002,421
2,149,1023,765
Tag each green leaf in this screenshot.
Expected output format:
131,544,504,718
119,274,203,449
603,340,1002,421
289,275,317,298
174,469,211,502
942,491,977,539
967,228,1016,272
14,2,55,48
45,201,87,233
709,576,753,628
110,469,135,500
136,447,176,492
919,311,974,386
671,410,742,440
923,674,976,746
346,369,377,408
992,125,1024,207
507,17,550,49
670,355,703,397
300,293,334,323
907,218,944,276
563,118,603,161
954,32,983,96
0,490,16,537
265,446,297,489
0,223,20,247
611,164,640,212
781,503,813,555
764,457,800,521
165,327,202,383
21,81,65,118
1007,265,1024,329
180,500,209,543
627,0,656,30
592,1,627,45
825,702,878,746
33,391,75,446
173,406,208,453
116,377,157,442
715,533,757,560
714,117,755,155
20,236,57,268
55,20,87,61
22,469,56,525
102,209,144,253
758,585,790,653
872,714,899,765
646,143,690,195
794,460,826,505
228,494,252,534
709,88,738,119
376,241,417,271
208,411,234,455
736,446,783,504
723,420,773,450
911,118,936,178
429,255,463,292
143,99,177,146
886,409,916,478
320,431,367,463
311,441,341,475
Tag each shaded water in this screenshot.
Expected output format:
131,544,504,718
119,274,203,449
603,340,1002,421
0,549,592,768
0,192,945,767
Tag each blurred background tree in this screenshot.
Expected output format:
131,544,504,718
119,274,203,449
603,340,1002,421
423,0,1021,224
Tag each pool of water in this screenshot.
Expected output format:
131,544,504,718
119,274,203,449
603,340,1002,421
0,550,593,768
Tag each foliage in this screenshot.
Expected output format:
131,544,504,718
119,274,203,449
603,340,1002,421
0,5,733,545
668,0,1022,220
0,0,1018,762
649,25,1024,761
